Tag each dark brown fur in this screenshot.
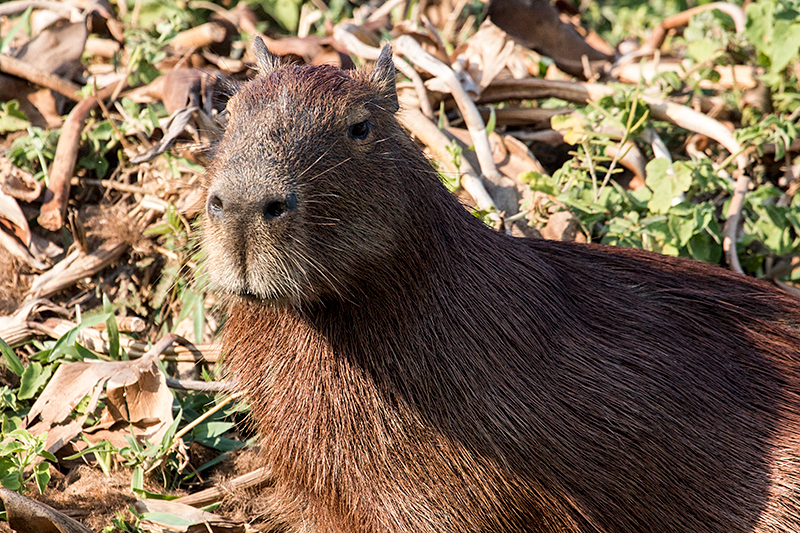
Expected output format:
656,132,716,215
204,41,800,532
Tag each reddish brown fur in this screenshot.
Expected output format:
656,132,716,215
204,42,800,532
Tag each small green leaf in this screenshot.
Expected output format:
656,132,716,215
485,105,496,137
0,100,31,133
33,462,50,494
0,337,24,376
645,160,692,214
18,362,51,400
0,457,21,492
140,512,193,526
668,215,695,248
686,40,718,63
103,295,120,360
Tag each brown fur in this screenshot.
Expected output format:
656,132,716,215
204,41,800,532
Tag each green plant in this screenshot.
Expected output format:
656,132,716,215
7,127,59,184
0,100,31,134
0,429,56,494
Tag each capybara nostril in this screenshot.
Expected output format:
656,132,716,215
263,193,297,221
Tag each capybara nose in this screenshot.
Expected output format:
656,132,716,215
206,191,298,223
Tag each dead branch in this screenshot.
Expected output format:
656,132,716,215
0,54,82,100
38,80,127,231
642,2,746,55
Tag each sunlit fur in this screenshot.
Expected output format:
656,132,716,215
205,46,800,532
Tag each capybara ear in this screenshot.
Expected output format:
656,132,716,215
253,36,281,75
370,45,399,113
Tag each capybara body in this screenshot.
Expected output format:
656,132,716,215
204,41,800,532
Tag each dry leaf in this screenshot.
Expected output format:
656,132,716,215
15,19,88,81
453,20,516,93
25,353,175,455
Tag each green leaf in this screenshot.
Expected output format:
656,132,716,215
687,233,722,264
103,295,120,360
0,457,21,492
49,313,112,362
686,40,717,63
645,160,692,214
139,512,193,527
0,100,31,133
0,337,24,376
770,20,800,72
485,105,496,137
131,465,144,493
18,362,52,400
0,441,25,456
33,462,50,494
668,215,695,247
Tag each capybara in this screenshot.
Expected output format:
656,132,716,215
203,38,800,532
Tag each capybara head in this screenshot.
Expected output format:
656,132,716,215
203,43,440,306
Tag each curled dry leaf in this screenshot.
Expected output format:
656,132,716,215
0,188,32,246
0,189,49,270
0,488,93,533
24,352,175,454
452,20,517,94
0,156,42,202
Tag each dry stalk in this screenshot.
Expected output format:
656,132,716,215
398,107,499,217
395,35,503,185
0,54,82,100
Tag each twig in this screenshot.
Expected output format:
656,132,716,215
366,0,405,23
398,107,500,218
441,0,470,44
641,128,671,163
38,81,127,231
395,36,503,187
332,26,434,119
166,379,233,393
642,2,746,55
173,466,273,507
26,241,129,298
141,333,181,362
0,54,82,100
71,177,153,195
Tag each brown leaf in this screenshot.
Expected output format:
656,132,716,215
453,20,516,94
25,354,174,455
15,20,87,80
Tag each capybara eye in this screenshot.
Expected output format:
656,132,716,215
207,194,224,217
348,121,370,140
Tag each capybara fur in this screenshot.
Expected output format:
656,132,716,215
203,39,800,532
